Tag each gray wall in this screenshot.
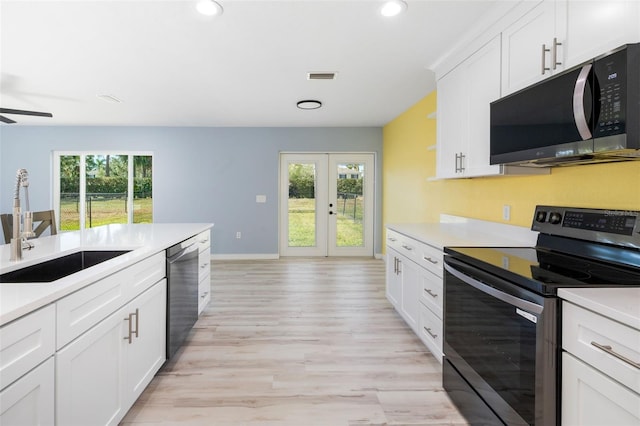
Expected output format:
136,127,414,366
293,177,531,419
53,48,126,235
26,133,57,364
0,126,383,255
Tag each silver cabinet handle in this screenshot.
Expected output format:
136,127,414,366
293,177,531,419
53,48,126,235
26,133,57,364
541,43,551,74
424,289,438,298
552,37,562,70
423,327,438,339
423,256,438,264
387,237,397,242
402,244,413,251
133,308,139,339
591,341,640,369
124,313,134,344
396,258,402,275
573,63,593,140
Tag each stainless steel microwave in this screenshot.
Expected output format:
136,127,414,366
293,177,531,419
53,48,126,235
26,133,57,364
490,43,640,167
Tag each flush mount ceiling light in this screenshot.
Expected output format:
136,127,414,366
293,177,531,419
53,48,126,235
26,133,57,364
380,0,407,17
297,100,322,110
196,0,223,16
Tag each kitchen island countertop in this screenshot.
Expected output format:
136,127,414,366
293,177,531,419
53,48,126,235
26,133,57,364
0,223,212,326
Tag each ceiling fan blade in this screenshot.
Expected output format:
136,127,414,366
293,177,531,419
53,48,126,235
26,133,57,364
0,108,53,118
0,115,17,124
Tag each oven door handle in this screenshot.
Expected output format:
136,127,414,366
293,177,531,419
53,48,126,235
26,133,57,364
444,263,543,315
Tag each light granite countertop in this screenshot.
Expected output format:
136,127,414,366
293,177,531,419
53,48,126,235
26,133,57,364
0,223,212,326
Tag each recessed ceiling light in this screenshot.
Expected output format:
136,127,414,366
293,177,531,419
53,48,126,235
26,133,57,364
380,0,407,17
297,100,322,110
196,0,223,16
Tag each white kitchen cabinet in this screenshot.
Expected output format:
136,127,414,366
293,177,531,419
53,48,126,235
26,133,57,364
562,301,640,425
436,35,543,179
562,353,640,426
197,229,211,314
563,0,639,71
501,0,561,95
437,34,502,178
502,0,640,96
0,357,54,426
56,279,166,426
386,228,444,361
385,251,401,309
123,279,166,409
0,304,55,426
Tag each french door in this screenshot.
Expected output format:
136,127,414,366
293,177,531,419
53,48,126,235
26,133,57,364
279,153,374,257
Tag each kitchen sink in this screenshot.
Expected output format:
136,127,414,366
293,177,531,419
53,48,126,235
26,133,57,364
0,250,131,283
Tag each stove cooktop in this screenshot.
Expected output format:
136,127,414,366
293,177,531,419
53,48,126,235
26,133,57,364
444,246,640,296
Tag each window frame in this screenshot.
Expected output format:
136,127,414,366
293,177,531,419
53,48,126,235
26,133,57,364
53,151,154,231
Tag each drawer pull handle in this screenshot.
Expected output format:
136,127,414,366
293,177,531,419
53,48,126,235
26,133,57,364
387,237,397,242
424,289,438,298
423,256,438,264
402,244,413,251
591,341,640,369
423,327,438,339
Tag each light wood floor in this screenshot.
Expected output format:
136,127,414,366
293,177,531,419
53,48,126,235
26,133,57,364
121,258,468,426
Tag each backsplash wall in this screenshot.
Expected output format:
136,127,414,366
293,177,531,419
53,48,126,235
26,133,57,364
383,91,640,232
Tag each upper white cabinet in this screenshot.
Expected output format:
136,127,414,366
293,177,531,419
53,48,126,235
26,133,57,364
502,0,640,95
563,0,640,67
501,0,562,95
436,35,504,178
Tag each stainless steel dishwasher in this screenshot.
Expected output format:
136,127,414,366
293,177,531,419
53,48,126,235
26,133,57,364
166,237,199,359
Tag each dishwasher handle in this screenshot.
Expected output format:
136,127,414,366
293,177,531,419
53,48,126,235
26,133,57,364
167,237,198,261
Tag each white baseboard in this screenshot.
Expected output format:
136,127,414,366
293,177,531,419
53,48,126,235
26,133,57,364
211,253,279,260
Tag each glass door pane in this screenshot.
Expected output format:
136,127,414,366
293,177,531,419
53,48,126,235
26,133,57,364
85,154,128,228
287,162,317,247
133,155,153,224
335,162,365,247
59,155,80,231
328,154,374,257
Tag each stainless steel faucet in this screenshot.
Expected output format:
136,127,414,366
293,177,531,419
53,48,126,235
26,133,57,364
10,169,35,261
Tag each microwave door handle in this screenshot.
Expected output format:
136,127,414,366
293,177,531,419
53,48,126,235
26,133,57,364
444,262,543,315
573,64,593,140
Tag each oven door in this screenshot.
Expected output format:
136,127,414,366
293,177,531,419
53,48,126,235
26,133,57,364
443,256,558,426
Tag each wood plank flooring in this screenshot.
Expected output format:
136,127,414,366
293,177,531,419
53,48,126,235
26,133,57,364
121,257,468,426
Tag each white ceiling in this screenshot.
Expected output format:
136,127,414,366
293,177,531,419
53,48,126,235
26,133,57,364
0,0,500,127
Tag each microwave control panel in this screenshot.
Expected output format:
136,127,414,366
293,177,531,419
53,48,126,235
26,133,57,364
593,48,626,137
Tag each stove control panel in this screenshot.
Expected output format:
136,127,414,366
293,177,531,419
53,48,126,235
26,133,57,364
532,206,640,248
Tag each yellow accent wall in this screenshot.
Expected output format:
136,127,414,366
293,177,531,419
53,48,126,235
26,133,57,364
382,91,640,237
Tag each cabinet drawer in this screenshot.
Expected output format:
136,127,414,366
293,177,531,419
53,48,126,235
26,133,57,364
385,229,404,253
563,302,640,393
0,305,55,390
197,230,211,252
419,304,443,362
198,249,211,281
56,253,165,350
198,278,211,314
0,356,54,425
416,242,444,278
418,268,443,319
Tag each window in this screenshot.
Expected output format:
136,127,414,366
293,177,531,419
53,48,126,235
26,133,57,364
338,173,347,179
350,173,359,179
54,152,153,231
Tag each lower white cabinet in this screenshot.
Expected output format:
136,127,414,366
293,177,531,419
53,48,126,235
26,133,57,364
56,279,166,426
0,357,54,426
562,352,640,426
386,228,444,361
562,301,640,425
197,229,211,314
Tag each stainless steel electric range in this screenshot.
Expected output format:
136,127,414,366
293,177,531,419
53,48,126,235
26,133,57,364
442,206,640,426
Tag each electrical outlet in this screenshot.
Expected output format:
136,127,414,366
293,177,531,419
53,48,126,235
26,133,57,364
236,232,241,239
503,205,511,221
